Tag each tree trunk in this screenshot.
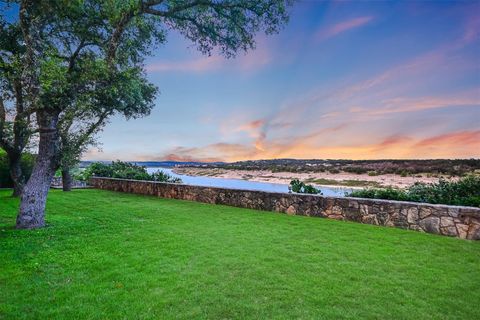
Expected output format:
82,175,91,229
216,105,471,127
61,168,72,192
16,111,60,229
8,153,25,197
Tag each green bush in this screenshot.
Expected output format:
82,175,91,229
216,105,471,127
348,175,480,207
79,161,182,183
344,166,368,174
0,149,35,188
290,179,321,195
348,187,410,201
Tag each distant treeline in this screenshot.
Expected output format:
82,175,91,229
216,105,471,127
181,159,480,176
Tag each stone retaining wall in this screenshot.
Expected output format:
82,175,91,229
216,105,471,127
89,177,480,240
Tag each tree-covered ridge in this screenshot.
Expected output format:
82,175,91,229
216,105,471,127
193,158,480,176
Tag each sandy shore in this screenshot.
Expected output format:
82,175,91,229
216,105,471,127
173,167,447,189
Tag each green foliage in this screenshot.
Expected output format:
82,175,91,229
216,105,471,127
406,175,480,207
1,189,480,319
79,161,181,184
0,149,35,188
0,149,10,187
349,175,480,207
150,170,181,183
289,179,321,195
344,166,368,174
348,187,410,202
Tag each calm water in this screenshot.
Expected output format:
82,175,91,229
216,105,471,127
146,167,353,197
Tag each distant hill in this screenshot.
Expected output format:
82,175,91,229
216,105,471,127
181,158,480,176
79,160,225,168
132,161,225,167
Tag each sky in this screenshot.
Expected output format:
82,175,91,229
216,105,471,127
86,0,480,162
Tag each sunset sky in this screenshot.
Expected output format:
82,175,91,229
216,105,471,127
87,0,480,162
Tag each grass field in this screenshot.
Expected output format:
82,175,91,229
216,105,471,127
1,189,479,319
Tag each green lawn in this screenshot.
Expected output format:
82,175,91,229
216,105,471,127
1,189,479,319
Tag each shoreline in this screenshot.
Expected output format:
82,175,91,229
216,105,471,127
173,167,448,189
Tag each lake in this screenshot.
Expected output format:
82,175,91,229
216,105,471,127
146,167,353,197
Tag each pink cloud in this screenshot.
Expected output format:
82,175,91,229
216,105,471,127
316,16,373,41
414,130,480,149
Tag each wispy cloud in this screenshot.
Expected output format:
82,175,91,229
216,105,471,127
350,93,480,116
316,16,373,41
462,12,480,43
158,143,257,162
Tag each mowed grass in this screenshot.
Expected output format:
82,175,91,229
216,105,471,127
1,189,479,319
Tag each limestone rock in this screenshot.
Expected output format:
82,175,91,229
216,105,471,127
419,207,432,219
407,208,419,224
440,217,455,228
286,205,296,215
467,223,480,240
448,207,459,218
440,226,458,237
456,224,469,239
419,217,440,234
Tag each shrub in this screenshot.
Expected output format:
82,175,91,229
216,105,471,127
344,166,368,174
150,170,182,183
290,179,322,195
0,149,35,188
348,175,480,207
348,187,410,201
79,161,182,183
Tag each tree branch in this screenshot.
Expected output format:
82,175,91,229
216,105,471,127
68,39,86,72
75,110,110,149
0,95,6,138
19,0,42,114
0,95,13,152
143,0,243,16
107,11,136,64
